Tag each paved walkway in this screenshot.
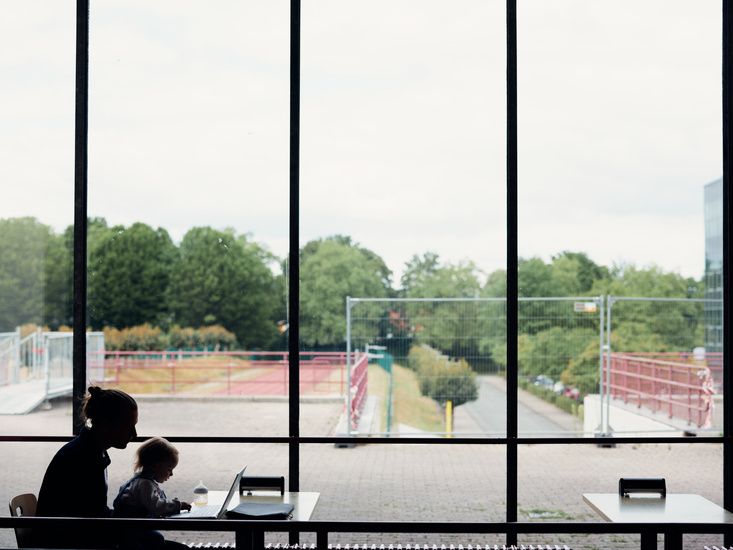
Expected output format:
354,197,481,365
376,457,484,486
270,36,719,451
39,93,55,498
0,386,727,549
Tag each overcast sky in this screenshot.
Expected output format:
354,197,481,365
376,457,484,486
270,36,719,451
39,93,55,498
1,1,722,286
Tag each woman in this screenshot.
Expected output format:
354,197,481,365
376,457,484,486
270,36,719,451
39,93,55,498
35,386,138,549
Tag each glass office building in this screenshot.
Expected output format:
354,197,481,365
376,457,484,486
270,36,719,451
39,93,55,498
705,178,724,357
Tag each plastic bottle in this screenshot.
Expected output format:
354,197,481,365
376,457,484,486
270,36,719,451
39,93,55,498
193,480,208,505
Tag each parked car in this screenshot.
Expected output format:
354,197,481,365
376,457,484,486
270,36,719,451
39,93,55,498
534,374,554,389
564,386,580,400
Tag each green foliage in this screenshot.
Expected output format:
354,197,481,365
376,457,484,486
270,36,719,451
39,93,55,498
408,345,478,407
0,213,710,375
167,227,282,350
518,377,584,418
404,255,482,299
299,236,391,347
517,326,598,380
400,252,440,296
198,325,237,350
167,325,196,350
0,217,71,331
551,251,610,295
400,255,489,369
88,222,176,330
563,323,668,395
482,252,609,299
103,324,164,351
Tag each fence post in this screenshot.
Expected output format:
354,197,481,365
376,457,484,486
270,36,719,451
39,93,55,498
13,327,21,383
43,331,50,400
604,295,614,435
598,297,605,435
227,353,232,396
346,296,353,436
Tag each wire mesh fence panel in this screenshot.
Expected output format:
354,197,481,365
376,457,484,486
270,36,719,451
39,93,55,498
517,298,602,397
0,332,19,386
347,297,602,436
45,333,73,395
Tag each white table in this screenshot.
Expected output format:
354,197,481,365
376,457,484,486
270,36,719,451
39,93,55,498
208,490,320,549
583,493,733,550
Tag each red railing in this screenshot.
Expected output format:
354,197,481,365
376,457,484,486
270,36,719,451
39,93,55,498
349,352,369,430
608,352,718,428
88,350,349,397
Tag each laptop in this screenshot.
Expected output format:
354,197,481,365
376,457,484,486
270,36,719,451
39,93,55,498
168,465,246,519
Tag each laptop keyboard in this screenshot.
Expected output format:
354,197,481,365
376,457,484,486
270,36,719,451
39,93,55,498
181,504,220,518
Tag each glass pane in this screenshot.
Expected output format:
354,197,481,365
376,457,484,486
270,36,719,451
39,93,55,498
85,1,290,431
0,4,75,411
300,0,507,437
517,0,722,437
519,442,726,549
299,443,507,547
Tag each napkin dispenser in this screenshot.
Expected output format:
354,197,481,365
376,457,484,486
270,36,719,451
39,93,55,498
619,477,666,498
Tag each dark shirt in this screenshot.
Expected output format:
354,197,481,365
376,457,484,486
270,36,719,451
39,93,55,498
34,427,116,549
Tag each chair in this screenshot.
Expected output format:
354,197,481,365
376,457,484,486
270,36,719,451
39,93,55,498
8,493,37,549
240,476,285,495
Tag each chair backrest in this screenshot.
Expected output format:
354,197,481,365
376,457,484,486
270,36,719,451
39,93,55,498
9,493,37,549
240,476,285,495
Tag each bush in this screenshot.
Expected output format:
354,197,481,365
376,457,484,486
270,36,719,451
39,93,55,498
168,325,195,349
409,345,478,407
198,325,237,350
518,377,584,418
101,324,164,351
103,327,122,351
19,324,50,338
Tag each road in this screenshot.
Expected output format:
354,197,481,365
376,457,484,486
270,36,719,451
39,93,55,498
463,376,578,435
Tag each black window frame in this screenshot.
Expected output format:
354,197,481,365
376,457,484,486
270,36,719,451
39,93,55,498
59,0,733,545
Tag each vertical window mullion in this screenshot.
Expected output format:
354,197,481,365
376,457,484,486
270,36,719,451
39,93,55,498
722,1,732,539
506,0,519,541
72,0,90,436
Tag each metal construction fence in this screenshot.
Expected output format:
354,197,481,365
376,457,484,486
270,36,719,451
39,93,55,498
346,296,723,435
0,329,105,396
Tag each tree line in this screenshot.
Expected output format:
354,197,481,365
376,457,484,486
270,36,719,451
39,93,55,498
1,217,705,378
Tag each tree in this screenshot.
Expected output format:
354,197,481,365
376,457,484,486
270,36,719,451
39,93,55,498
592,264,706,351
88,222,176,330
401,257,487,369
405,258,482,299
400,252,440,295
0,217,70,331
551,251,609,295
299,236,390,347
167,227,282,349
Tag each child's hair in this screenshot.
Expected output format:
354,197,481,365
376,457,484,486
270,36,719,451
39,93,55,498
81,386,137,426
135,437,179,472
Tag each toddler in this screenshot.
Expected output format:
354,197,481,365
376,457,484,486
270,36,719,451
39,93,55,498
113,437,192,550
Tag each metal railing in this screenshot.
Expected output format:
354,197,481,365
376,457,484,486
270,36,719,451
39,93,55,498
608,353,716,428
1,515,731,549
89,350,350,397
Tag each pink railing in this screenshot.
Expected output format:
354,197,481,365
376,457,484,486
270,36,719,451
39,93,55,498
608,352,717,428
88,350,349,397
349,352,369,430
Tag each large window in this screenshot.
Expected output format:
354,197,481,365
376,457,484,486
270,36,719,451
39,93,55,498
0,2,729,549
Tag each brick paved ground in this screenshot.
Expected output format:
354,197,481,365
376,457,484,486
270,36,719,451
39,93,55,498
1,383,727,550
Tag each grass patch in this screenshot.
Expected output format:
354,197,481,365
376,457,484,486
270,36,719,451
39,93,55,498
369,362,444,434
520,507,574,520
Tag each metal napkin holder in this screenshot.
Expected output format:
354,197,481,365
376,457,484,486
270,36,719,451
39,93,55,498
619,477,666,498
